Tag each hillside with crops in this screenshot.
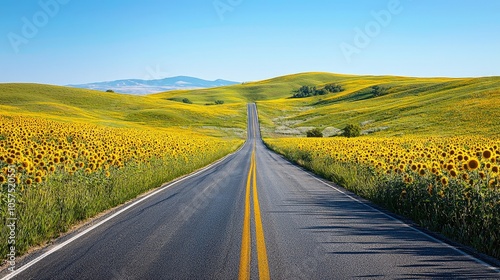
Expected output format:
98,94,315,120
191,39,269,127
152,72,500,137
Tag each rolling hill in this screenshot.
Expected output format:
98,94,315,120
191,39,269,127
0,83,247,138
150,72,500,137
2,72,500,138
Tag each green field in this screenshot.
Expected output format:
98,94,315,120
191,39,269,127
153,72,500,137
3,72,500,138
0,83,247,138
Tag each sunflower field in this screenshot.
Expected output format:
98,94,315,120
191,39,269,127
265,136,500,259
0,115,241,259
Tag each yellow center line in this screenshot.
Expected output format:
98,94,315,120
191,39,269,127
239,105,270,280
252,150,270,280
238,150,253,280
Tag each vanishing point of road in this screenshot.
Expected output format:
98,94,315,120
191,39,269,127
2,104,499,279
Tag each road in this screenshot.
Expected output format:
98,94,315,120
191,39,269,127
2,103,499,279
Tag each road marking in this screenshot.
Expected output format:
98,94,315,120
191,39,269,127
252,150,270,280
238,150,253,280
239,104,270,279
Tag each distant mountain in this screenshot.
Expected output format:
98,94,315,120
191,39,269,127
67,76,239,95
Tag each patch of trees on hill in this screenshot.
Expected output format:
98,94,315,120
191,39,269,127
292,83,345,98
370,85,388,97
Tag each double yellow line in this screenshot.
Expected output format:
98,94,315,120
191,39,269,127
239,105,270,280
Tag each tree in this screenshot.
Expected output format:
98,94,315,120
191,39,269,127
292,85,316,98
370,85,388,97
182,98,192,104
342,124,361,138
324,83,345,93
306,128,323,138
292,84,345,98
105,89,114,93
215,100,225,105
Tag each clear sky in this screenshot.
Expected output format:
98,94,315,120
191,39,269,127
1,0,499,85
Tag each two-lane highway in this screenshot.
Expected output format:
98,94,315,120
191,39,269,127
3,104,499,279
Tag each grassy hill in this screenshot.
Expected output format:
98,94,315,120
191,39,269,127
151,72,500,137
150,72,364,103
2,72,500,138
0,83,247,138
256,74,500,137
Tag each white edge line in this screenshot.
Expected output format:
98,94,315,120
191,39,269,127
2,142,247,280
308,174,500,273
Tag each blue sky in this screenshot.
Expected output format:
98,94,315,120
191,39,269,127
1,0,499,85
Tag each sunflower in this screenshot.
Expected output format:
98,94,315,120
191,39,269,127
441,177,449,186
449,169,458,178
467,159,480,170
483,150,492,159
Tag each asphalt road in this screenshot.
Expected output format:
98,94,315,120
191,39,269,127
2,103,499,279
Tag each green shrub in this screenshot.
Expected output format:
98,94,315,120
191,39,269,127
306,128,323,138
370,85,388,97
343,124,361,138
